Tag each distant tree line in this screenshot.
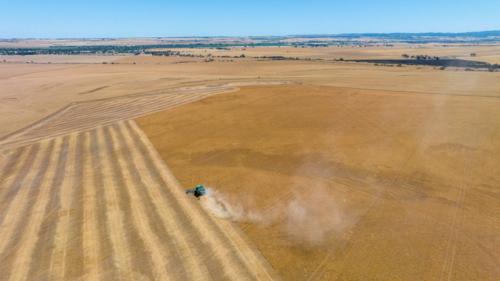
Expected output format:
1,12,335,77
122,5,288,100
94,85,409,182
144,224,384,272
258,56,300,60
0,42,288,56
402,54,440,60
147,50,207,58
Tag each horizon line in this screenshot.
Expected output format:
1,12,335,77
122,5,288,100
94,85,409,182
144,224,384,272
2,30,500,40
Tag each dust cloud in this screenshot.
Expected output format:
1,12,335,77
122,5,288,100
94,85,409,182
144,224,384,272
200,184,352,244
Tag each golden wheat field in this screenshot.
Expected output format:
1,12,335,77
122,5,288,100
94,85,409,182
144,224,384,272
0,46,499,280
137,84,500,280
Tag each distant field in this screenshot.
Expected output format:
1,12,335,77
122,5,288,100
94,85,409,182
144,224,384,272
137,44,500,64
2,41,499,65
115,55,204,64
0,37,251,48
0,54,132,64
1,59,499,139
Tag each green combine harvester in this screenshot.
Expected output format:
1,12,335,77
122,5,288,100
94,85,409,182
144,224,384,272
186,185,206,197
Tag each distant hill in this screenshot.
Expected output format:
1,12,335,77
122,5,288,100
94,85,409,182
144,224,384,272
292,31,500,39
356,31,500,38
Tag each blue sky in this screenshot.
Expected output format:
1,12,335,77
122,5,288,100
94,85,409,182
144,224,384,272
1,0,499,38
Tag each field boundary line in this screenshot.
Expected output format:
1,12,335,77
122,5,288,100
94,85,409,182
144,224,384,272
0,105,73,144
298,83,500,99
0,81,296,149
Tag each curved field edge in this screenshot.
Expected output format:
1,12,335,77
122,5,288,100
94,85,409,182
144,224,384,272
0,81,296,151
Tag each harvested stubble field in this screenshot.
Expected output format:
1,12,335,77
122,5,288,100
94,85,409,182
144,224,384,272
0,53,499,280
137,84,500,280
0,86,284,280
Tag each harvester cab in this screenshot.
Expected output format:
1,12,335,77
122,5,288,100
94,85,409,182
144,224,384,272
186,185,206,197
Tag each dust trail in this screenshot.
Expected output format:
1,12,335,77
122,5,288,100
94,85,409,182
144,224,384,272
200,185,350,244
199,188,230,219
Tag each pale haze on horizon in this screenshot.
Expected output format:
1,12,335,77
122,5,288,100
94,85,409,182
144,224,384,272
1,0,499,38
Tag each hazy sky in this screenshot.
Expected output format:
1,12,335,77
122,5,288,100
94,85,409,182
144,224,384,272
1,0,499,38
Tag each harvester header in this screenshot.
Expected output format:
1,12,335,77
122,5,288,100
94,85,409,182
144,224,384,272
186,185,206,197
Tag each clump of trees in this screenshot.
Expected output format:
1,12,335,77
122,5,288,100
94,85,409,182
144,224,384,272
470,53,476,57
147,50,206,58
415,55,439,60
467,61,479,67
258,56,299,60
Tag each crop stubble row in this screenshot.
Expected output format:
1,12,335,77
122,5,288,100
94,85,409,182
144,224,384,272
0,84,285,280
0,120,280,280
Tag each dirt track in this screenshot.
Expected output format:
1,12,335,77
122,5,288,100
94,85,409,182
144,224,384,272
0,87,283,280
137,84,500,280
